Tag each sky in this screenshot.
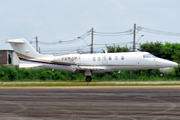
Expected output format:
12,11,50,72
1,0,180,54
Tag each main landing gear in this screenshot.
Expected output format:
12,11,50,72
85,70,92,82
86,76,92,82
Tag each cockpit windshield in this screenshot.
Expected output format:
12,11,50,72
143,54,157,58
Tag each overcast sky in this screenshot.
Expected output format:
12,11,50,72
1,0,180,54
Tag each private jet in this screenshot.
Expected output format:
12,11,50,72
6,38,178,82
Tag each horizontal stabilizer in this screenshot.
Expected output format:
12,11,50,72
5,39,25,44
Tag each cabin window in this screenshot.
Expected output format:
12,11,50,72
103,56,106,61
93,57,96,61
98,57,101,61
109,56,111,60
121,56,124,60
115,56,118,60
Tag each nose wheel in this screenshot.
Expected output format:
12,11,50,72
159,72,164,77
86,76,92,82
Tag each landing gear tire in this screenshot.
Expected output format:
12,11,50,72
159,72,164,77
86,76,92,82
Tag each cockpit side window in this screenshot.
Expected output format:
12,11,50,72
143,54,156,58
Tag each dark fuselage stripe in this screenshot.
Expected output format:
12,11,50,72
19,57,71,66
19,57,155,67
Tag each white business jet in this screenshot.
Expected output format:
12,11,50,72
6,38,178,82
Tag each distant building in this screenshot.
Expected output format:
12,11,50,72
0,50,19,65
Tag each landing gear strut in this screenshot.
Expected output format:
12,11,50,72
86,76,92,82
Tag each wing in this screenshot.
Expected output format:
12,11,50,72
19,60,43,68
78,66,105,70
67,57,105,71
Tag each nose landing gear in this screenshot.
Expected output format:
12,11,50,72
159,72,164,77
86,76,92,82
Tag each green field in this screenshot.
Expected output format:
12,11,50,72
1,65,180,82
1,82,180,87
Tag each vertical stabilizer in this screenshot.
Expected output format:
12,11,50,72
6,38,54,61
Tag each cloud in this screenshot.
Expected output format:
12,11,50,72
107,0,125,11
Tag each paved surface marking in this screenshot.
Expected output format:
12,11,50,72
0,87,180,120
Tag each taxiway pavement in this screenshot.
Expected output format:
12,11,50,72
0,86,180,120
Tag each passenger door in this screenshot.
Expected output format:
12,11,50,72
102,55,108,64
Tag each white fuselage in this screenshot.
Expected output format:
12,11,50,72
43,52,178,73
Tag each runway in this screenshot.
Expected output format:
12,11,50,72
0,87,180,120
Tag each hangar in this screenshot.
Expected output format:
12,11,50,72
0,50,19,65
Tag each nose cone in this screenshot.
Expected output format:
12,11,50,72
169,61,178,67
158,59,178,67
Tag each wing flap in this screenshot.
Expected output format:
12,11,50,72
67,57,105,71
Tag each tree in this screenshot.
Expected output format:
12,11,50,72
140,41,163,58
8,69,18,81
39,71,53,80
103,45,130,53
140,41,180,62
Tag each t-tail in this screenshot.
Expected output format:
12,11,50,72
6,38,54,68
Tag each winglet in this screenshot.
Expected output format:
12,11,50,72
67,57,76,65
67,57,79,71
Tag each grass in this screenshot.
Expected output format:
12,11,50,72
0,82,180,87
